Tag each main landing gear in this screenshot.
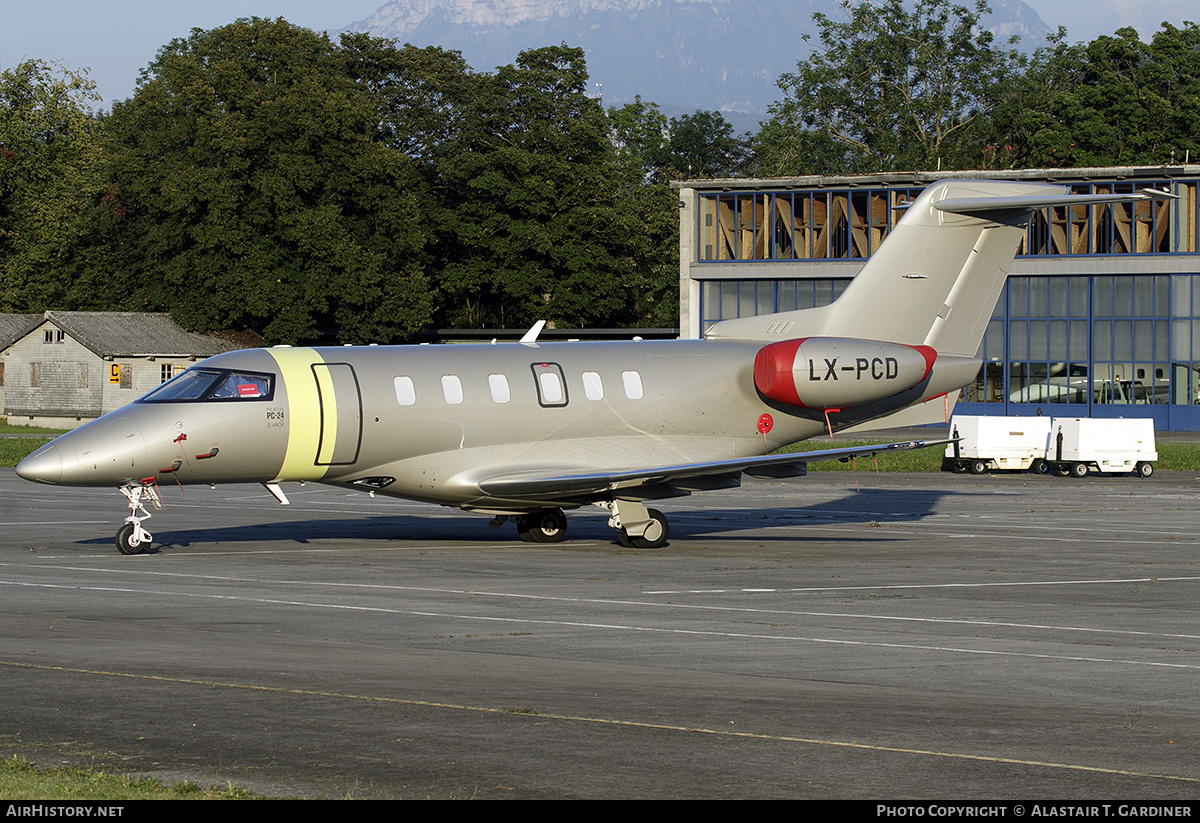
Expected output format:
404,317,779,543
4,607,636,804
600,498,670,549
114,482,161,555
516,509,568,543
503,499,671,549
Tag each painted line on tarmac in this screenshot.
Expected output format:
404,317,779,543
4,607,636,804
3,578,1199,672
1,658,1196,786
9,564,1200,644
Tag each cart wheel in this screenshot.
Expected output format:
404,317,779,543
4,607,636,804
1029,458,1047,475
969,459,988,475
1070,462,1089,478
1135,461,1153,478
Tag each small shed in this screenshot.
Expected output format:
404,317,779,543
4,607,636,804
2,311,240,428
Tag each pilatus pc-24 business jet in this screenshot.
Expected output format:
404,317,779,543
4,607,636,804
17,180,1170,553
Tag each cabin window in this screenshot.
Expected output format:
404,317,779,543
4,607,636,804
622,370,644,400
488,373,510,403
393,376,416,406
582,371,604,400
531,363,568,407
441,374,463,405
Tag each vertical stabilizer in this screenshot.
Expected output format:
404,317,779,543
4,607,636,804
705,180,1069,355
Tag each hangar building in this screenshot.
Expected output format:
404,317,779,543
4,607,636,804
674,166,1200,431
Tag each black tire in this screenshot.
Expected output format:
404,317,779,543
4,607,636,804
1029,458,1047,475
629,509,669,549
1135,461,1154,478
951,461,968,474
969,459,988,475
518,509,567,543
1070,462,1089,478
1055,466,1071,477
115,523,144,555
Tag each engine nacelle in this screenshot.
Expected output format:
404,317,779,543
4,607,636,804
753,337,937,410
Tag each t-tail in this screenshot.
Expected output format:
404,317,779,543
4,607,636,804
706,179,1174,430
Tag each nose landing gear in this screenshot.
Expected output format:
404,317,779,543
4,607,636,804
115,482,162,555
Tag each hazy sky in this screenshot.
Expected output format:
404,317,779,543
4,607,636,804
1,0,1196,110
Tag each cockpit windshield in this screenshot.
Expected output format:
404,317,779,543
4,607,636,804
139,368,275,403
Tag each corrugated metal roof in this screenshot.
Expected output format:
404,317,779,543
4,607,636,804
39,312,240,358
0,314,43,350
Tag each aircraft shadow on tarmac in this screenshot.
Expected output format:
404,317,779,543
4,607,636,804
72,484,971,552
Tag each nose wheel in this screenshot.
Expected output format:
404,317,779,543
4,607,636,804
115,482,161,554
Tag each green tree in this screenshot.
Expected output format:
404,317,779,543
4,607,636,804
662,110,747,179
607,96,670,184
758,0,1024,174
428,44,642,329
0,60,103,311
82,18,432,344
992,23,1200,168
606,97,679,326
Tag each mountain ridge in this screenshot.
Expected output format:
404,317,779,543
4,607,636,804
344,0,1051,124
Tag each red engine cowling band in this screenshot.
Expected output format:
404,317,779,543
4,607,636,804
753,337,937,410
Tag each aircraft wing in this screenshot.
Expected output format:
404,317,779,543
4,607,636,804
476,438,953,501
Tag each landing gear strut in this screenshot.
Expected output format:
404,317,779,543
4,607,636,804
115,482,161,555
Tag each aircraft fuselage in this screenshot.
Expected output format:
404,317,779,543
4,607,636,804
18,337,957,513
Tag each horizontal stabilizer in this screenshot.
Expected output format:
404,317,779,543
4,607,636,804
933,188,1176,221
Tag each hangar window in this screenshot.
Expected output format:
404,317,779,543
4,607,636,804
582,371,604,400
394,376,416,406
489,373,510,403
441,375,464,405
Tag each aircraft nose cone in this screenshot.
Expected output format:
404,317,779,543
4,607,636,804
17,443,63,485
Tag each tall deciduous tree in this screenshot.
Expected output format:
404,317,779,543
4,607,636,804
662,110,747,179
992,23,1200,169
428,44,641,329
0,60,103,311
757,0,1024,174
84,18,432,344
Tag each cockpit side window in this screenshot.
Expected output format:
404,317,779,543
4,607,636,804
139,368,275,403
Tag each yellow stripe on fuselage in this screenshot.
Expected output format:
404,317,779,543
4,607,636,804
266,347,326,482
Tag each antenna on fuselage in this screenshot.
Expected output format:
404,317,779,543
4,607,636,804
520,320,546,344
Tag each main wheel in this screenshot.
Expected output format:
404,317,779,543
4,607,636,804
1029,458,1048,475
628,509,669,549
969,459,988,475
1070,461,1089,478
1135,461,1154,478
518,509,567,543
115,523,144,555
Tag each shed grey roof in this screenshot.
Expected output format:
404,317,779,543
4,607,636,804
0,314,43,350
38,312,240,358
